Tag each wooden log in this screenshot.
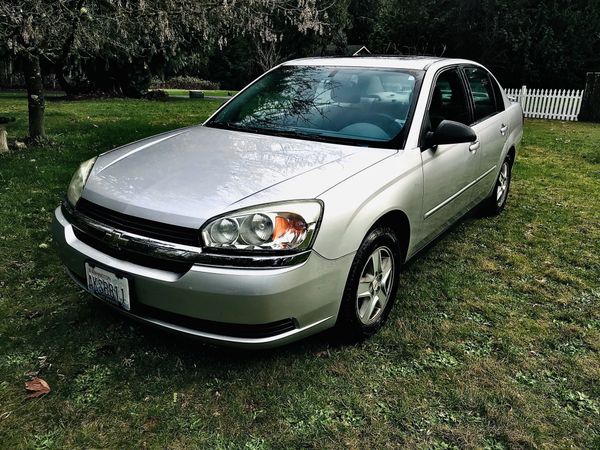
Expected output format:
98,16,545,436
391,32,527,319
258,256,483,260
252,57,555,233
0,125,8,153
578,72,600,122
0,116,15,153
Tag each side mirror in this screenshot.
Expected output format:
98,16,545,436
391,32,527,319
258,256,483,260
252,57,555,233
422,120,477,149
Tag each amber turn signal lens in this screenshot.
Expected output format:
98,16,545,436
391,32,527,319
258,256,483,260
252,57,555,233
272,216,289,240
272,215,307,241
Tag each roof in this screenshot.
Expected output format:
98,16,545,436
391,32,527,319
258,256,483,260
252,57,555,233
282,56,449,71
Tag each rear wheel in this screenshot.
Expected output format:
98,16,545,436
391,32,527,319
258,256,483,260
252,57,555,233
482,154,513,216
335,226,402,341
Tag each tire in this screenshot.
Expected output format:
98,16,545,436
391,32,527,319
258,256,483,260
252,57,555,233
335,225,402,342
481,154,513,216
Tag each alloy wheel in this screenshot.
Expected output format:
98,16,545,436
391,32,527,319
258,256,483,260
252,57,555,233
496,161,510,207
356,246,395,325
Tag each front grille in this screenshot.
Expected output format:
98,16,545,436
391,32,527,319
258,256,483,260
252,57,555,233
134,303,297,338
76,198,200,247
66,199,308,270
73,227,193,274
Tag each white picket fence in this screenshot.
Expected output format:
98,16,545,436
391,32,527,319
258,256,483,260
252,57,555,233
504,86,584,121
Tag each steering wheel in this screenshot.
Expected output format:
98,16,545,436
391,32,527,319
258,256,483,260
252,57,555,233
367,113,401,135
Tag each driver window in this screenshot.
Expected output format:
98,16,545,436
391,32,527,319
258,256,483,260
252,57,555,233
428,69,470,130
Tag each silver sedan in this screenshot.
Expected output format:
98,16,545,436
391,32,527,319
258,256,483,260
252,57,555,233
53,57,523,348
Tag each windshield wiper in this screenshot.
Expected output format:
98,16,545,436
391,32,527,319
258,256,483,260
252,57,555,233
272,127,371,146
269,127,332,142
208,122,370,146
208,121,277,136
208,121,250,132
209,122,320,139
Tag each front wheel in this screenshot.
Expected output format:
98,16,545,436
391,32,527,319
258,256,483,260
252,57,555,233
481,155,513,216
335,226,402,341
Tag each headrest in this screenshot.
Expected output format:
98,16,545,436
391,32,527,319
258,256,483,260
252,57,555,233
331,80,360,103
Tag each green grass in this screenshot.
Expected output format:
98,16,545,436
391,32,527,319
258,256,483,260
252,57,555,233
0,94,599,448
0,89,235,101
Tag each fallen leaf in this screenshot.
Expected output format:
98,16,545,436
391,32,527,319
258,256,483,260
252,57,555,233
25,377,50,399
315,349,331,358
181,395,190,408
142,417,159,432
25,310,42,320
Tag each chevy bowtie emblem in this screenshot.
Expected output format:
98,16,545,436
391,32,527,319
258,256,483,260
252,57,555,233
105,230,129,249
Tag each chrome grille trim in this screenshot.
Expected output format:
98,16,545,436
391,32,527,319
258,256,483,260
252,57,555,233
63,201,311,268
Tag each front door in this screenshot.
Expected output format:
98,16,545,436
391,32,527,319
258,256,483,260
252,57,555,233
420,68,479,242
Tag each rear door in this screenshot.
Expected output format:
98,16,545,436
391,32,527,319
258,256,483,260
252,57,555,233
420,67,480,242
462,66,509,201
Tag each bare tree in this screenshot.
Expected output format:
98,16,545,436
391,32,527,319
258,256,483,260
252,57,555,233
0,0,331,143
254,41,286,72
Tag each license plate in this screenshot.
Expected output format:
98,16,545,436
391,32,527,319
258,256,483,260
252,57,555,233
85,263,130,311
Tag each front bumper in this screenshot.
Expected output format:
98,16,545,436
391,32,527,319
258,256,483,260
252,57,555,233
52,206,354,348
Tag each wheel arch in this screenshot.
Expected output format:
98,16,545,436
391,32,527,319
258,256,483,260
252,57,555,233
367,209,411,263
507,145,516,165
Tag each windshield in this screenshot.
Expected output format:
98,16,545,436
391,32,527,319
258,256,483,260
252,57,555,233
207,65,423,147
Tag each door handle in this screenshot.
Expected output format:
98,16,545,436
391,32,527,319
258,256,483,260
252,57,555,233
469,141,480,153
500,124,508,136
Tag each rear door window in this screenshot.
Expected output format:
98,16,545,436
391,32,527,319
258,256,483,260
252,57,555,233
464,67,500,123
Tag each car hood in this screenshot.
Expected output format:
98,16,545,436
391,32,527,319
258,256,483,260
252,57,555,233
82,125,395,228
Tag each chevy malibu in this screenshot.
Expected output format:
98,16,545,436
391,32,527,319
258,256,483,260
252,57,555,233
53,57,523,348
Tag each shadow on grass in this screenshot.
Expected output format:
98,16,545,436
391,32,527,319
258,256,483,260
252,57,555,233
83,297,343,362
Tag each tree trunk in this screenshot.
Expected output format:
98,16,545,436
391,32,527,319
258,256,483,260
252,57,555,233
578,72,600,123
56,0,86,98
23,53,46,141
56,67,77,97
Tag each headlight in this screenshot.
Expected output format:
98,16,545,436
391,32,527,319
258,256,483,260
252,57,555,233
67,157,97,206
201,201,323,252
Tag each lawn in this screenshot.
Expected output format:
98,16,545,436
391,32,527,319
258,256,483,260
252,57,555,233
0,94,599,449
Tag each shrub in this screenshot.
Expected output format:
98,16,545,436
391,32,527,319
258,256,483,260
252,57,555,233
151,76,220,90
144,89,170,101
